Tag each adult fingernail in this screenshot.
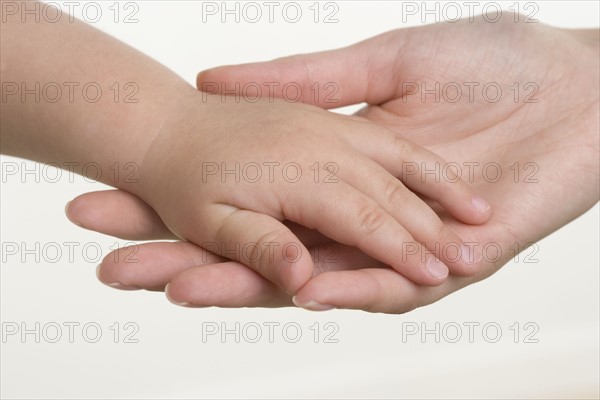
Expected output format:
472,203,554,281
472,195,491,213
292,296,335,311
96,264,140,290
165,283,190,307
427,257,449,279
64,200,82,227
106,282,141,290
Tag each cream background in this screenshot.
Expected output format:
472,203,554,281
1,1,599,398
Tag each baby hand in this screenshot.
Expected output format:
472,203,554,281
133,93,490,294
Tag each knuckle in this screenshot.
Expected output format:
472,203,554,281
383,179,407,207
356,203,387,237
431,221,455,249
393,135,413,162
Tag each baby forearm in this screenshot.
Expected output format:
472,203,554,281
0,1,194,190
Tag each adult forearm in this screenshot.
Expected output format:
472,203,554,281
566,28,600,51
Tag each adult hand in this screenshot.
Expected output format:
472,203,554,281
69,16,599,312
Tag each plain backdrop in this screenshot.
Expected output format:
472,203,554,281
1,1,599,398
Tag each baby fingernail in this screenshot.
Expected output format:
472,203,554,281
472,195,491,213
427,257,449,279
292,296,335,311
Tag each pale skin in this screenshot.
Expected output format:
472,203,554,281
0,3,491,296
68,16,600,312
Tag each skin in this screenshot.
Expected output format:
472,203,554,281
0,3,490,295
138,95,491,292
71,17,599,312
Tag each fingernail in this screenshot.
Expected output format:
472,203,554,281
427,257,449,279
64,200,83,227
472,195,491,213
106,282,141,290
292,296,335,311
97,264,140,290
461,244,482,265
165,283,190,307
